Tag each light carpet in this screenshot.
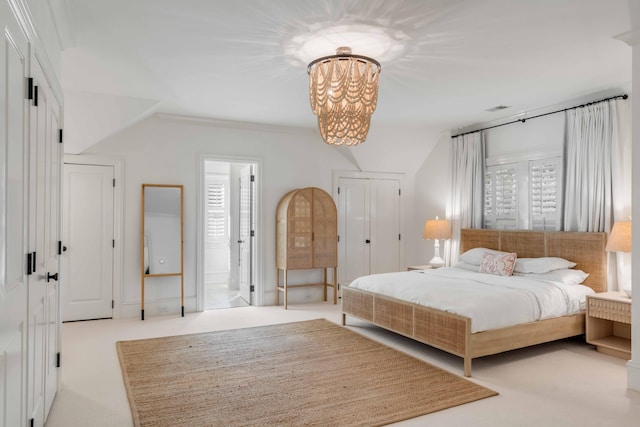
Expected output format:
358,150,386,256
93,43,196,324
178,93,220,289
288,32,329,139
116,318,497,426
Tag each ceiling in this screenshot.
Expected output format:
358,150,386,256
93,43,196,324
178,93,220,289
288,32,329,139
52,0,633,153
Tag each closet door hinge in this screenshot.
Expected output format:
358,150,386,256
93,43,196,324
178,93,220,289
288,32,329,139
398,189,401,196
29,252,36,274
112,300,115,309
56,352,61,368
337,235,340,242
59,129,63,143
337,187,340,194
250,174,255,182
27,77,33,100
250,285,255,292
399,234,401,241
112,239,115,248
250,230,255,237
113,178,116,187
26,253,32,275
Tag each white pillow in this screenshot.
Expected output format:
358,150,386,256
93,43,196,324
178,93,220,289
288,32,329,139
514,269,589,285
453,261,480,272
459,248,508,266
514,257,577,274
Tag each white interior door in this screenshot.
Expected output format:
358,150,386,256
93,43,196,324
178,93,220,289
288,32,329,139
369,179,401,274
62,164,114,321
238,164,254,304
0,9,29,425
337,177,370,285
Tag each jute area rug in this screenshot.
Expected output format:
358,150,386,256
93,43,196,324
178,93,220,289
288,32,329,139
116,318,497,426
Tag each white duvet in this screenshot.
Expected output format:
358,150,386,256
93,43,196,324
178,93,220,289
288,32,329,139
347,267,595,333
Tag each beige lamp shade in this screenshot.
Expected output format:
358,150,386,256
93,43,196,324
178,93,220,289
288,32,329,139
606,221,631,253
423,217,452,240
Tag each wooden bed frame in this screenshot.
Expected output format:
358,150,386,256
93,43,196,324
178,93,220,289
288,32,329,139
341,229,607,377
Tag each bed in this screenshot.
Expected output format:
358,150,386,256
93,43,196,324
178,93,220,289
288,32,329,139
341,228,607,377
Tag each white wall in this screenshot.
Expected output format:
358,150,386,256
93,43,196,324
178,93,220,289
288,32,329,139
81,115,432,316
413,133,452,265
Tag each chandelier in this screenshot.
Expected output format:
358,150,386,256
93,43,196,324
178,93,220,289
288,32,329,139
307,46,381,146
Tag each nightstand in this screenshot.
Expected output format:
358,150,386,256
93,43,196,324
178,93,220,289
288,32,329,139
586,292,631,359
407,265,433,271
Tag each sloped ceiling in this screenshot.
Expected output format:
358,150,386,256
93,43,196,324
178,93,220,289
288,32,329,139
52,0,633,154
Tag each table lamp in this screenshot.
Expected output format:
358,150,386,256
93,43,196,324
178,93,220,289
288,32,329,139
423,216,451,268
606,221,632,297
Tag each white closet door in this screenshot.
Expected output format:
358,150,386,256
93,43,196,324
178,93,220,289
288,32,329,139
337,174,402,288
369,179,401,274
0,8,29,426
27,62,49,427
337,178,371,285
38,58,62,418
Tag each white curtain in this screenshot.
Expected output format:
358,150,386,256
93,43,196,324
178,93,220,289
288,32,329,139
564,98,631,289
446,132,485,265
564,100,617,232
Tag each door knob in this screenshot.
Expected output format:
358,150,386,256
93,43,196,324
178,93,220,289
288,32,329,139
46,272,58,282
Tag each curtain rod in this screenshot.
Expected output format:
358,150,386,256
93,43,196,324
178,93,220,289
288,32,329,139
451,93,628,139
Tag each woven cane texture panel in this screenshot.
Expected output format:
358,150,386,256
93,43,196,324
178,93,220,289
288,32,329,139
414,307,468,355
460,229,499,254
276,190,296,269
312,188,338,268
276,187,337,271
342,288,374,321
287,189,313,269
499,231,546,258
588,298,631,323
546,231,606,293
374,296,414,336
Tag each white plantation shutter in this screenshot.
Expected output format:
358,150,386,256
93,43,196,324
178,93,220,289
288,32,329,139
530,157,561,230
207,181,227,242
484,164,518,229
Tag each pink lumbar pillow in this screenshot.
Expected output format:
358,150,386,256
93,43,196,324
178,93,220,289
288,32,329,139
479,252,517,276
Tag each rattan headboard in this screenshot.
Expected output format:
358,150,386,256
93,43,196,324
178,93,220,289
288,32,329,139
460,229,607,293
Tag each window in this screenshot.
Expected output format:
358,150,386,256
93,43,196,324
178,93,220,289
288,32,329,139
206,180,228,242
529,157,561,230
484,155,562,230
484,163,519,229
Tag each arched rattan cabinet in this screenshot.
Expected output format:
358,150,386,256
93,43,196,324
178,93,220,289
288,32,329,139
276,187,338,309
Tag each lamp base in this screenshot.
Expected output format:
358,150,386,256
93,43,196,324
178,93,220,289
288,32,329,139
428,256,445,268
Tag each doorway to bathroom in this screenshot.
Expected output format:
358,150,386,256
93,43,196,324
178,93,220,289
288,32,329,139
200,158,257,309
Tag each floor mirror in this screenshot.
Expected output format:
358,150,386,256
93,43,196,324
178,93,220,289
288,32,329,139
141,184,184,320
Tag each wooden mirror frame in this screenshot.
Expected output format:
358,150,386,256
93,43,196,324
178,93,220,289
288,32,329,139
140,184,184,320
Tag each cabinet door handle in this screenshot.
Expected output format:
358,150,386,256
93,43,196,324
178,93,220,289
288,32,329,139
46,272,58,282
365,239,371,244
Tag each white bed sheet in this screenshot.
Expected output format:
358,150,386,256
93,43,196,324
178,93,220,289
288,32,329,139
347,267,594,333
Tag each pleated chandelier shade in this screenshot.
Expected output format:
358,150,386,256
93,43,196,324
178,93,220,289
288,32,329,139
307,47,381,146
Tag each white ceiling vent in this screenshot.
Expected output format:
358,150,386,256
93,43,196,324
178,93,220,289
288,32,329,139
486,105,511,112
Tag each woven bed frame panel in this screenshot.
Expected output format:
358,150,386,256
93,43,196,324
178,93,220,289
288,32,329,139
342,229,607,376
414,306,469,356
